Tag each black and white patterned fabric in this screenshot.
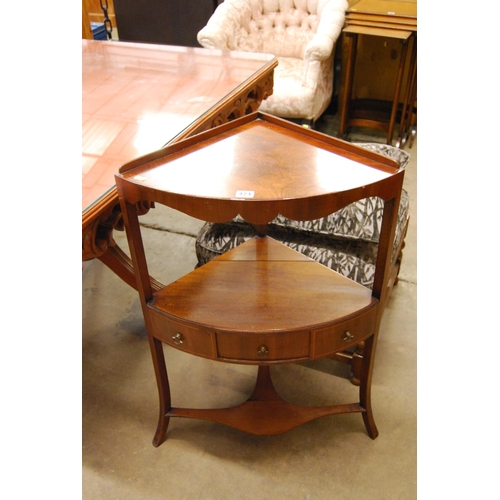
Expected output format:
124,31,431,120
195,143,410,288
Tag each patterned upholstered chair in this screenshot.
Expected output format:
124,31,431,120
197,0,348,127
195,143,410,384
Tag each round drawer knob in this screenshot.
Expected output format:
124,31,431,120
342,331,354,343
172,332,184,345
257,345,269,357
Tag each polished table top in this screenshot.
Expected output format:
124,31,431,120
82,40,276,211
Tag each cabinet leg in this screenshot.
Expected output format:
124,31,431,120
359,335,379,439
149,337,171,447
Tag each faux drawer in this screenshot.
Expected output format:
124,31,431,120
216,330,310,362
149,312,215,359
313,307,377,358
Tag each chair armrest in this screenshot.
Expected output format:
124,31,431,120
197,0,251,50
304,0,347,61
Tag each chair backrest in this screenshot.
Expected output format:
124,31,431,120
204,0,345,59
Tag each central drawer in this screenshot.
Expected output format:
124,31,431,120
216,330,310,362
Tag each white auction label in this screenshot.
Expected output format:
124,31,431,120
235,190,255,198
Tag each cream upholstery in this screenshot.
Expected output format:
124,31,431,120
197,0,348,124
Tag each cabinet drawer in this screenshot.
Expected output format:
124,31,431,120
149,312,215,359
313,307,377,358
216,331,310,362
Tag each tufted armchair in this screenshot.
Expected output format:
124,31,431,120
197,0,348,126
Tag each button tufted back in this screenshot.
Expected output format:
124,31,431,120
198,0,347,121
222,0,331,59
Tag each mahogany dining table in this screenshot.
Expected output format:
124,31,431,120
82,39,277,288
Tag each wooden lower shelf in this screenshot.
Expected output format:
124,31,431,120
167,366,368,436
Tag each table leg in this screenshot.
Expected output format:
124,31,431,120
338,32,357,139
387,37,410,145
406,64,417,148
98,244,164,292
396,34,417,146
83,197,163,291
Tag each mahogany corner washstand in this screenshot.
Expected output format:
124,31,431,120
115,112,405,447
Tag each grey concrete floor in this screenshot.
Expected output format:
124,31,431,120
82,114,417,499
